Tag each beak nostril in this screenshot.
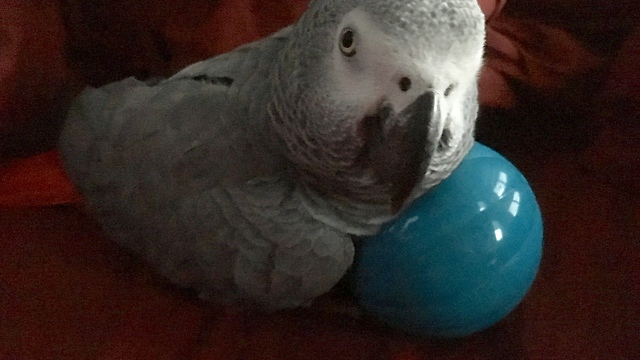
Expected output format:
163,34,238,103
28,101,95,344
399,77,412,92
444,84,455,97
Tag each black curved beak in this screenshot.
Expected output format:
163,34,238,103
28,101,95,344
363,91,442,212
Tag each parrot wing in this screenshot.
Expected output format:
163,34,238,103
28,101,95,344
60,27,293,197
59,26,354,309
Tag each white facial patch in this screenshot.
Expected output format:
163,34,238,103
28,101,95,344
324,5,484,153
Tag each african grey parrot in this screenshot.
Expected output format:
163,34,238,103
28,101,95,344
59,0,486,309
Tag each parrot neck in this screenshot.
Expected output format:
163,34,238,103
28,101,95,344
298,184,399,237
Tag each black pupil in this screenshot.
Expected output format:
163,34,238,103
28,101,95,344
342,30,354,48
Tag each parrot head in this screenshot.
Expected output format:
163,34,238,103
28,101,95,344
270,0,485,212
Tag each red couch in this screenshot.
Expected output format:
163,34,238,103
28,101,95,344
1,1,638,358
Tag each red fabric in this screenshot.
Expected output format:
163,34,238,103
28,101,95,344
0,150,81,207
0,0,79,159
1,0,639,358
583,24,640,195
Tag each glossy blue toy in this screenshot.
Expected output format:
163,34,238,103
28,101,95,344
353,142,543,338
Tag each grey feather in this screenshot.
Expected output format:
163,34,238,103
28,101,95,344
59,0,485,309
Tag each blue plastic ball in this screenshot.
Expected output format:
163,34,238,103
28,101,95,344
353,142,543,337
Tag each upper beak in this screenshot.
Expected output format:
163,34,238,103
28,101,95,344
362,91,444,212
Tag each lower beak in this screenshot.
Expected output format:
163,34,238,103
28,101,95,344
364,91,443,212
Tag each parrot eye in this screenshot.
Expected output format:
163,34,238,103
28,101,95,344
339,28,356,57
